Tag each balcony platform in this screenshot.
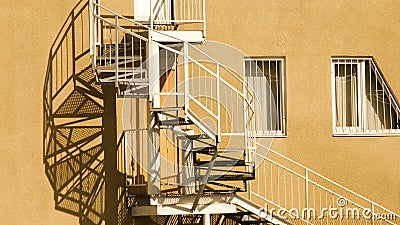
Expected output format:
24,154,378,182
130,194,237,216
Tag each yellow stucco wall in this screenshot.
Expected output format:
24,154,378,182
205,0,400,212
1,0,399,224
0,0,81,224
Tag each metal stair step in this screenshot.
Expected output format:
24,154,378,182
159,118,194,126
96,56,142,61
177,133,211,140
98,78,149,84
195,160,246,167
197,173,255,181
192,146,217,152
192,147,244,154
150,107,184,112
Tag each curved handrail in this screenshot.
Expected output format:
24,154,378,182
90,0,252,92
90,1,257,145
89,1,259,201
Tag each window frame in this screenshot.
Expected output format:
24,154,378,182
244,57,287,137
331,57,400,136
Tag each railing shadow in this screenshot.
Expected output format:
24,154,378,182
44,60,105,224
42,1,121,224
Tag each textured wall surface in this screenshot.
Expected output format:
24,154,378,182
0,0,399,224
206,0,400,213
0,0,80,224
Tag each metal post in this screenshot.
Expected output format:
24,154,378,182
203,214,210,225
115,15,119,88
184,42,189,117
216,64,221,140
102,85,119,225
148,38,160,106
147,103,161,195
182,138,195,195
147,36,161,195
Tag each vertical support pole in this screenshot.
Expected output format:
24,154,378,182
147,103,161,195
181,138,195,195
115,16,119,88
203,214,210,225
184,42,189,117
148,37,160,106
147,36,161,195
102,85,119,225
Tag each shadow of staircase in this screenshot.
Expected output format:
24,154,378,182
44,64,106,224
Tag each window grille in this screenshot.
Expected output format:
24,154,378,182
332,57,400,135
244,58,286,136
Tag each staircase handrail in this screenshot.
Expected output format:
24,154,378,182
250,140,400,224
90,0,257,143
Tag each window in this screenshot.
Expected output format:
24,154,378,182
244,58,286,136
332,57,400,135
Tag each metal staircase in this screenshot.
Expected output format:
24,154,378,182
90,0,257,199
44,1,400,225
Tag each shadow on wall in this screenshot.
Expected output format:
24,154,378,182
42,0,129,224
43,64,106,224
43,64,131,225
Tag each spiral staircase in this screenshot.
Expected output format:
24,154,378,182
44,1,400,225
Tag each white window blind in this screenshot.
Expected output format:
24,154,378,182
244,58,286,136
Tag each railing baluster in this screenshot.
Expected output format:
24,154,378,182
184,42,189,117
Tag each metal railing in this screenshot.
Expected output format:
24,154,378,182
151,0,206,25
85,2,400,225
249,141,400,225
89,0,257,160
